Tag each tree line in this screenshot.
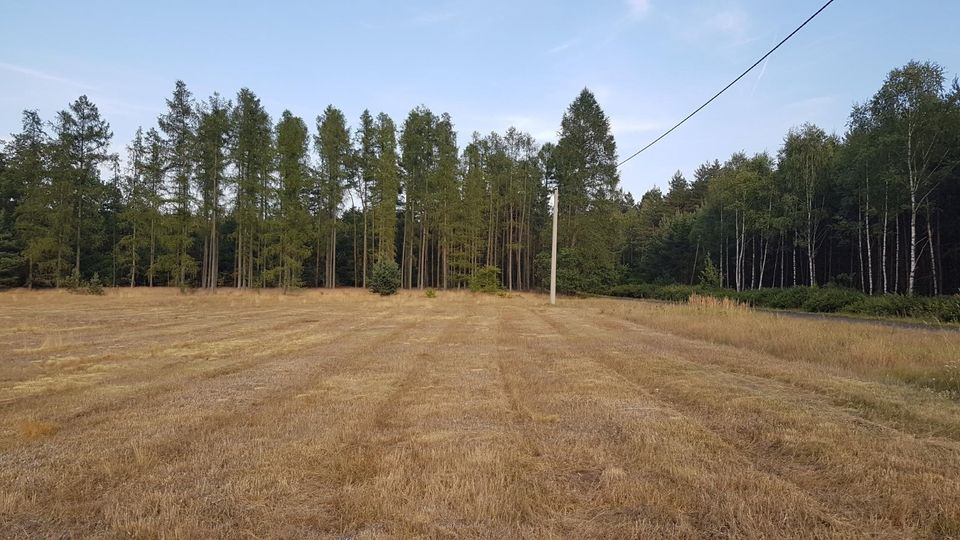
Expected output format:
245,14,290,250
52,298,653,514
1,60,958,296
626,60,960,297
0,82,621,291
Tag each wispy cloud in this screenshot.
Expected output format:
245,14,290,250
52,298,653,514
547,39,579,55
750,58,769,96
625,0,652,19
408,8,458,27
663,6,754,48
0,61,97,90
706,9,748,38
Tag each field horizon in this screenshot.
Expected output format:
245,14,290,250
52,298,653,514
2,288,959,538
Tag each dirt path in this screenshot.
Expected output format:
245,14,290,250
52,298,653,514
1,289,958,538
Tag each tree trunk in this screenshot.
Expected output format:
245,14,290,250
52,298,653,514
926,203,937,296
792,231,798,288
864,173,873,294
881,186,888,294
894,214,901,294
362,204,368,289
908,187,917,295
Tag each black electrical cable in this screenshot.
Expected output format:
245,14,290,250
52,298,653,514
617,0,837,168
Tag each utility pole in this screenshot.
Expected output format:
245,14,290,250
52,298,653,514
550,187,558,305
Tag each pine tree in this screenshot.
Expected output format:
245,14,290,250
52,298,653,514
399,107,437,288
158,81,197,288
354,110,376,288
274,110,311,289
455,134,487,284
142,128,166,286
230,88,273,288
47,97,113,285
0,210,23,288
551,88,622,289
665,171,692,214
118,128,148,286
314,105,351,288
372,113,399,265
432,113,458,289
195,93,231,289
8,111,52,287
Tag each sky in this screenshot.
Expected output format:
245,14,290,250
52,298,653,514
1,0,958,198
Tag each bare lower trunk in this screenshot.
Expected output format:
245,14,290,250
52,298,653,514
881,189,888,294
908,189,917,296
926,204,937,296
792,231,797,288
894,214,900,294
858,204,865,292
864,175,873,295
362,208,368,289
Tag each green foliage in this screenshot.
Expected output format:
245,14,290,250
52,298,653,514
86,272,104,295
425,288,437,298
609,283,960,323
314,104,352,288
800,287,863,313
62,268,104,295
546,89,624,291
535,248,621,294
230,88,273,288
369,259,400,295
469,265,501,293
63,268,82,290
1,62,959,297
0,218,24,288
699,254,722,288
371,113,399,265
636,214,698,283
158,81,196,288
273,110,312,289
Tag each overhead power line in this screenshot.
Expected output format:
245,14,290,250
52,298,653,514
617,0,837,168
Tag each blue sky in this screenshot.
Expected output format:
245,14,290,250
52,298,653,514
1,0,958,197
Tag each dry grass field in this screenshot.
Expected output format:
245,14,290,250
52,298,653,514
1,288,960,539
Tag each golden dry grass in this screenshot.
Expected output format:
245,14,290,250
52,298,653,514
1,288,959,538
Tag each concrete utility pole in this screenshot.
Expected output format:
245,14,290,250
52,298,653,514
550,187,558,305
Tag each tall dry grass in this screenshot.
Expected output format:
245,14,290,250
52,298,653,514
595,295,960,396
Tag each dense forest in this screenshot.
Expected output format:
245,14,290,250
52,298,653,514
0,60,958,296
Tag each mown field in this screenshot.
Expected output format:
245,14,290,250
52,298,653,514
1,289,959,539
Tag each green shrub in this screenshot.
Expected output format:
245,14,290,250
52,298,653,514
609,283,658,299
845,295,917,318
923,297,960,323
85,272,104,295
699,256,722,288
425,288,437,298
655,285,699,302
469,266,501,293
734,288,780,307
63,269,105,295
801,287,863,313
369,260,401,296
842,294,960,323
63,268,82,290
765,287,814,309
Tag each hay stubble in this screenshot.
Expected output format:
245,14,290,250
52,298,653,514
1,289,958,538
